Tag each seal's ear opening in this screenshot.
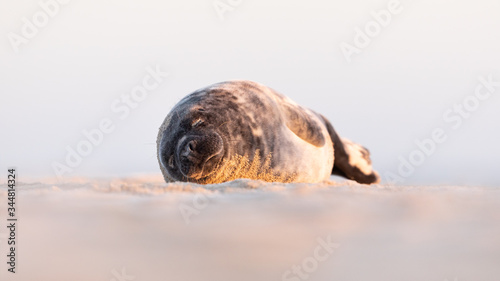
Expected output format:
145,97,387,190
319,114,380,185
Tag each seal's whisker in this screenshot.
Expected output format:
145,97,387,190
218,121,230,129
156,80,379,185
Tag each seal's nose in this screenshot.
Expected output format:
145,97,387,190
180,140,201,164
177,133,224,179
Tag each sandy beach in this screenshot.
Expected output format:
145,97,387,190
2,0,500,280
1,176,499,281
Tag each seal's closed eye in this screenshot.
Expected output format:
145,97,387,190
157,80,379,184
192,119,203,127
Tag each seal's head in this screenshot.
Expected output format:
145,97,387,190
158,106,225,182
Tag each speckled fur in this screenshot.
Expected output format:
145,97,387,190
157,80,377,184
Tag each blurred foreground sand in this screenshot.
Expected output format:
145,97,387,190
1,175,499,281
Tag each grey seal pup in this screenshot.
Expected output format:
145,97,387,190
157,80,380,184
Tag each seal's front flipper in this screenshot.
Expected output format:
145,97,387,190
320,115,380,184
279,102,326,147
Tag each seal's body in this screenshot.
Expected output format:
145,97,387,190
157,81,379,184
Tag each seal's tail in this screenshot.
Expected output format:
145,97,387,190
319,115,380,184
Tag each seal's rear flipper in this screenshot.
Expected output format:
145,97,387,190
319,115,380,184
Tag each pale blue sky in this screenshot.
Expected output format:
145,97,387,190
1,0,499,185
